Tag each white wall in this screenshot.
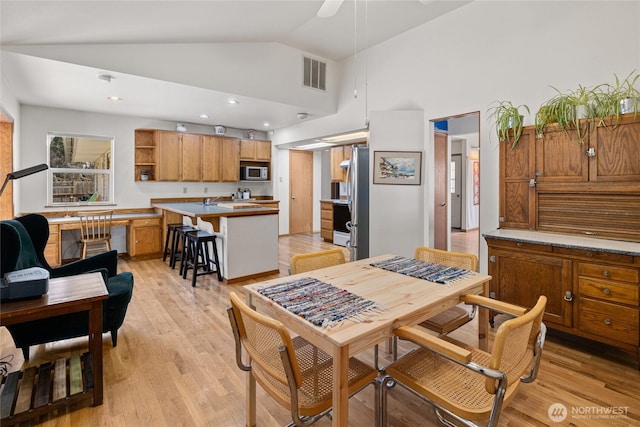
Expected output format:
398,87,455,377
272,0,640,272
1,74,22,213
18,105,274,214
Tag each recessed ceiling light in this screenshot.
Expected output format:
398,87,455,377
199,114,209,119
107,96,122,101
263,122,270,127
228,98,239,104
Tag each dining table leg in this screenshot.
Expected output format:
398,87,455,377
478,282,490,351
332,345,350,427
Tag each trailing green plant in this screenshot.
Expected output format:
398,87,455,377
534,84,601,143
488,101,529,148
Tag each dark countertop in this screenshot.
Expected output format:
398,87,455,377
483,229,640,257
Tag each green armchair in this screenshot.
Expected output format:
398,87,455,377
1,213,134,360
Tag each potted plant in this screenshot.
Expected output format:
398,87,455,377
613,70,639,116
534,84,600,143
488,100,529,148
140,170,150,181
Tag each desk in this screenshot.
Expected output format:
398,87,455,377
245,254,491,427
0,273,108,425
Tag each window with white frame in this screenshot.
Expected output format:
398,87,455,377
47,133,114,206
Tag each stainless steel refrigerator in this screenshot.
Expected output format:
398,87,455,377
345,145,369,260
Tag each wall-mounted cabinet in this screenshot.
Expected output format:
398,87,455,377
330,145,352,182
134,129,157,181
240,139,271,161
134,129,245,182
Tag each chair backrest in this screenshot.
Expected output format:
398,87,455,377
290,248,346,275
414,246,478,272
79,210,113,241
183,216,195,227
486,295,547,393
228,291,303,391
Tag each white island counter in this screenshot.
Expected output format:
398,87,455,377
152,202,279,283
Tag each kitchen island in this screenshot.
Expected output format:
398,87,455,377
152,201,279,283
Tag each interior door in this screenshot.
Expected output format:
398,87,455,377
450,154,462,229
289,150,313,234
433,131,448,249
0,108,14,220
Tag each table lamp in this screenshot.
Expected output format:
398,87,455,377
0,163,49,197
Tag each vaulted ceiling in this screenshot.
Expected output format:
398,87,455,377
1,1,472,131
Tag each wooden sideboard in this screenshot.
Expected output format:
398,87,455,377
485,230,639,365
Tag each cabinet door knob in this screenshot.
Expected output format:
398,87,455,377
563,291,574,302
489,255,496,263
603,288,611,295
603,318,611,325
602,270,610,277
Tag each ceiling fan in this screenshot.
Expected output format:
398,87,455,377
317,0,434,18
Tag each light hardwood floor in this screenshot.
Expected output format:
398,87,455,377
1,233,639,426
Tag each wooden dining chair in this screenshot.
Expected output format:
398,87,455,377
380,295,547,427
227,291,379,426
79,210,113,259
414,247,479,335
289,248,346,275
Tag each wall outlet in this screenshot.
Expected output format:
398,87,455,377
183,187,188,194
204,187,208,193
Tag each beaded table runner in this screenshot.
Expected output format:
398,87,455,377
258,277,383,328
370,256,472,284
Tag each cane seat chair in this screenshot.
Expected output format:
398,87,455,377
227,292,379,426
414,247,479,335
79,210,113,258
380,295,547,427
289,248,346,275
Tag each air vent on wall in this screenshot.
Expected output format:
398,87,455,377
303,56,326,91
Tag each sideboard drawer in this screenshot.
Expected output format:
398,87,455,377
579,263,639,284
579,277,639,306
579,298,639,345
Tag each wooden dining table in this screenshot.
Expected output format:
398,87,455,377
244,254,492,427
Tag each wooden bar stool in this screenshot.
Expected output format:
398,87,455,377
169,224,197,269
181,230,222,286
163,223,184,262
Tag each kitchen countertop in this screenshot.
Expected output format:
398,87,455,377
152,202,279,218
483,229,640,257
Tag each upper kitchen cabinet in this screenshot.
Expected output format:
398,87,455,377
134,129,157,181
135,129,241,182
180,133,203,182
156,130,182,181
156,131,202,182
220,137,241,182
240,139,271,161
202,135,222,182
330,145,352,182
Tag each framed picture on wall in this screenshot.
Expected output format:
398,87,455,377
373,151,422,185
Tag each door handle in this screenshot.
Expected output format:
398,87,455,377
440,202,446,206
291,195,296,199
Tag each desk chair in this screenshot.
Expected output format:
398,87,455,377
414,247,479,335
227,292,379,426
289,248,346,275
380,295,547,427
79,210,113,259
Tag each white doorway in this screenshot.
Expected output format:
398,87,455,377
450,154,462,229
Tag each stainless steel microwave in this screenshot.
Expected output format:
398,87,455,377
240,166,268,181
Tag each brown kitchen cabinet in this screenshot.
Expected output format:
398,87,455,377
127,217,162,257
220,137,240,182
498,126,536,230
320,201,334,242
485,231,640,365
240,139,271,161
180,133,203,181
330,145,353,182
134,129,157,181
202,135,222,182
